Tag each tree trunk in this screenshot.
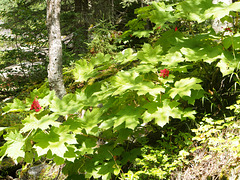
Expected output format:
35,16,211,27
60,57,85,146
212,0,233,35
47,0,66,99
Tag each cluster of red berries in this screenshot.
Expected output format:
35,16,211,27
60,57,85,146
30,99,41,112
159,68,169,78
224,27,232,32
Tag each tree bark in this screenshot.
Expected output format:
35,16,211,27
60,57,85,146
47,0,66,99
212,0,233,35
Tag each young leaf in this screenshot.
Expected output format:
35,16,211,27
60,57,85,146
137,43,162,65
79,108,103,135
73,60,98,82
133,30,153,38
169,78,202,98
34,126,77,159
1,131,25,163
76,135,97,155
177,0,212,23
182,90,205,105
50,93,83,116
21,113,60,133
217,52,239,76
114,106,144,130
150,2,177,27
115,48,137,65
142,99,181,127
91,53,111,66
2,98,27,113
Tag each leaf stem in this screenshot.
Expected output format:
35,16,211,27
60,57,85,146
108,150,125,179
25,129,33,139
188,21,194,37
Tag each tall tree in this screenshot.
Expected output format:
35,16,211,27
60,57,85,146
47,0,66,99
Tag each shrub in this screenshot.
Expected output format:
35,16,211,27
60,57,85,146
1,1,240,179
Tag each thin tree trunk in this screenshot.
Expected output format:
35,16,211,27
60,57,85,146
47,0,66,99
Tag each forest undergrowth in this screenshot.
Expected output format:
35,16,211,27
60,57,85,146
1,0,240,179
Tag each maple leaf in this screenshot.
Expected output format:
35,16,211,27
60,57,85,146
73,60,98,82
50,93,84,116
34,126,77,159
21,113,60,133
169,78,202,98
2,98,27,113
0,131,25,163
142,99,181,127
137,43,162,65
114,106,145,130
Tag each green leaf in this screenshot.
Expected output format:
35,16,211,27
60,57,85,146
24,139,35,163
114,106,144,130
76,135,97,155
34,126,77,159
169,78,202,98
217,52,239,76
50,93,83,116
73,60,98,82
223,34,240,50
0,127,9,137
177,0,213,23
115,48,137,65
116,128,133,143
64,146,77,161
182,90,205,105
176,0,240,23
222,37,232,49
29,82,51,100
182,108,196,120
25,151,34,163
122,148,141,165
99,119,115,130
142,99,181,127
205,2,240,20
169,34,223,63
1,131,25,162
133,30,153,38
91,53,111,66
53,155,65,165
137,43,162,65
131,64,156,73
33,130,60,148
37,90,55,108
150,2,177,27
2,98,27,113
21,113,60,133
79,108,103,134
180,45,223,64
112,71,165,96
161,51,185,67
155,30,183,53
112,71,140,95
91,161,113,180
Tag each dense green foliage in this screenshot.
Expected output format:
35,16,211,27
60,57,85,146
1,0,240,179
